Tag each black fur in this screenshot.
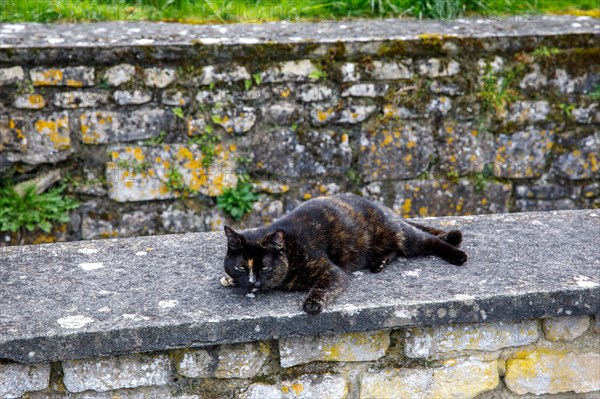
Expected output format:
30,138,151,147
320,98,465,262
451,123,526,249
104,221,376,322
223,194,467,314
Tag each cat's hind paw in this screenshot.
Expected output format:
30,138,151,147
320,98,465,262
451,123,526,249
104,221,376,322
370,260,387,273
448,250,468,266
303,298,323,315
445,230,463,247
220,275,235,287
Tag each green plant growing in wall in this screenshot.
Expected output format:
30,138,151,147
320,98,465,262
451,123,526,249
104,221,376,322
115,159,151,174
589,85,600,100
144,130,168,146
308,69,328,81
172,107,185,119
188,128,220,166
532,46,561,59
252,73,262,85
0,183,79,237
165,166,189,193
559,103,575,117
478,63,519,117
216,176,258,220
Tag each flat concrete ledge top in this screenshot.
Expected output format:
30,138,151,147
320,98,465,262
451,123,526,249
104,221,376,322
1,210,599,364
1,15,598,49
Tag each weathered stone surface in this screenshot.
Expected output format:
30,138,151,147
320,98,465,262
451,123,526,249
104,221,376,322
358,122,433,181
1,210,599,364
103,63,135,86
143,67,175,88
520,64,547,91
30,66,94,87
81,206,159,240
427,96,453,115
80,109,167,144
555,133,600,180
62,353,171,393
360,359,498,399
340,62,360,82
515,184,569,200
262,102,301,125
14,93,46,109
418,58,460,77
429,80,463,96
213,106,256,133
0,66,25,85
113,90,152,105
573,104,600,124
437,122,494,175
310,104,375,126
342,83,388,98
241,375,348,399
186,117,207,136
542,316,590,342
262,60,318,83
28,385,193,399
298,83,336,102
505,348,600,395
161,90,190,106
382,104,421,119
494,128,554,179
594,316,600,334
367,60,413,80
507,101,550,124
160,206,205,234
198,65,250,84
176,342,270,379
392,179,511,218
279,330,390,368
250,128,351,178
405,320,538,358
53,90,109,108
106,144,237,201
3,111,72,165
196,89,233,105
0,363,51,399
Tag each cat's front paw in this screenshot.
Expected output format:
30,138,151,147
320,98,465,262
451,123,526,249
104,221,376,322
445,230,463,247
220,276,235,287
448,250,468,266
303,298,323,315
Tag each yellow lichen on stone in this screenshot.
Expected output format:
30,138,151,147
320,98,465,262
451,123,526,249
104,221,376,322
505,347,600,395
34,69,63,86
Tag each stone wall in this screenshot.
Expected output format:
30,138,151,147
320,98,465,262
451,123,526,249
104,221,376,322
1,17,599,244
3,315,599,398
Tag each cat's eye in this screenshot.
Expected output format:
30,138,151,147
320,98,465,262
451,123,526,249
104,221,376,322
261,265,271,271
235,264,246,271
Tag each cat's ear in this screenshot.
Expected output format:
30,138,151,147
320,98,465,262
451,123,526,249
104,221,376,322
261,230,285,250
224,225,243,250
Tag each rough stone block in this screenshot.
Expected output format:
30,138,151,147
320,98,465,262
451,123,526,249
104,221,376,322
14,93,46,109
418,58,460,77
262,60,318,83
53,90,109,108
162,90,190,106
80,109,167,144
298,83,336,102
340,62,360,82
342,83,388,97
520,64,547,91
262,102,301,125
106,144,237,201
213,106,256,134
176,342,270,379
555,133,600,180
186,117,207,137
405,320,538,358
310,104,376,125
160,206,205,234
279,330,390,368
250,128,351,178
143,67,175,88
198,65,250,84
0,363,51,399
28,386,199,399
113,90,152,105
81,206,159,240
572,104,600,124
437,121,494,175
196,89,233,105
505,348,600,395
429,81,463,96
241,374,348,399
30,66,94,87
0,66,25,85
360,359,498,399
542,316,590,342
494,128,554,179
382,104,420,119
507,101,550,124
2,112,72,165
103,63,135,86
358,121,433,181
62,353,171,393
367,60,413,80
427,96,453,115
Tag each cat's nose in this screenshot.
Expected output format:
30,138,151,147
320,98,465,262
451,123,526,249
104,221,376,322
251,281,261,288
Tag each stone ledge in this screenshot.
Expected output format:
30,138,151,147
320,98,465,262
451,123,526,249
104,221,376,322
1,16,598,63
0,210,598,364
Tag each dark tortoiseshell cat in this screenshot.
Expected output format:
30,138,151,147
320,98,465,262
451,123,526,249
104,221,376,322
221,194,467,314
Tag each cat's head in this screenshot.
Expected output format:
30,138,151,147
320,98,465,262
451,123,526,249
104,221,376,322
223,226,289,292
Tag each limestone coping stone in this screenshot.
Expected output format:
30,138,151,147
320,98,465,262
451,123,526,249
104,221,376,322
1,16,598,63
1,210,599,364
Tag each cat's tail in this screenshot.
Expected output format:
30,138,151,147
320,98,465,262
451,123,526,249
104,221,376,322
406,221,462,247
